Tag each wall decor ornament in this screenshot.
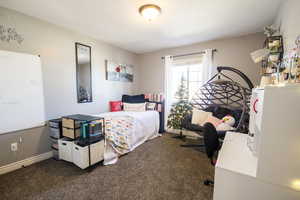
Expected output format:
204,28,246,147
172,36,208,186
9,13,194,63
105,60,134,82
0,25,24,44
296,35,300,48
280,35,300,83
263,25,279,37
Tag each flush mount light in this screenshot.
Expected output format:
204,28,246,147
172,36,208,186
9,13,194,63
139,4,161,21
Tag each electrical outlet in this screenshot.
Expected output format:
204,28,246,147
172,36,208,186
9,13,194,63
11,143,18,152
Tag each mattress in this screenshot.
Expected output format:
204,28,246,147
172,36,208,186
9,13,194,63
94,111,161,165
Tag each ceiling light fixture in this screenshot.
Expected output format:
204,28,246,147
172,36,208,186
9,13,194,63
139,4,161,21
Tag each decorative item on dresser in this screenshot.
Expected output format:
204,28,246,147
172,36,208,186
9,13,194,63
282,35,300,83
252,34,300,86
261,35,284,75
294,35,300,82
251,25,285,86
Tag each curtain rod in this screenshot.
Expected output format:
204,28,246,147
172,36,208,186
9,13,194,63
161,49,217,60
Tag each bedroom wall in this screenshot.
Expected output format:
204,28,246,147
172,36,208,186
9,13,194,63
274,0,300,52
0,7,139,167
137,32,265,93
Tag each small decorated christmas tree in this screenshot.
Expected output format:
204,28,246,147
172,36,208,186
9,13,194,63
167,75,192,139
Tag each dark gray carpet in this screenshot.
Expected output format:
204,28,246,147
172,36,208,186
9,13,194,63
0,133,214,200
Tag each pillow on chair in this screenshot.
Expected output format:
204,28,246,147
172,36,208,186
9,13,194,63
191,108,212,125
216,123,235,131
215,115,235,131
204,115,222,127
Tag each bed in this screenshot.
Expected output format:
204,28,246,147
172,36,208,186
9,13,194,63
94,110,161,165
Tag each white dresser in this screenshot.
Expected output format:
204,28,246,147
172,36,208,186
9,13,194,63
214,84,300,200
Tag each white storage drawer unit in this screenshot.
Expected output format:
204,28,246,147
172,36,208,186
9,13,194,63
49,118,62,139
49,127,61,139
58,138,74,162
72,140,105,169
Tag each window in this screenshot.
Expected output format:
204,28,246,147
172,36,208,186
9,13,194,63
171,62,203,103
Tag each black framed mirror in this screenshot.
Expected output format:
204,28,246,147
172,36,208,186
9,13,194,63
75,43,92,103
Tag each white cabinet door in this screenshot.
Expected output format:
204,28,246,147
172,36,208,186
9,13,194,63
72,143,89,169
90,140,104,165
58,139,74,162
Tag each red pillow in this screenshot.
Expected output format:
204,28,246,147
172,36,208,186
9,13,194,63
109,101,122,112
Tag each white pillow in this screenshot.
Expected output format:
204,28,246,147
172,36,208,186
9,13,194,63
216,123,235,131
221,115,235,126
146,102,157,111
123,103,146,112
191,108,212,125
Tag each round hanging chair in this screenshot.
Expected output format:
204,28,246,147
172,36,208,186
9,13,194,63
190,66,253,132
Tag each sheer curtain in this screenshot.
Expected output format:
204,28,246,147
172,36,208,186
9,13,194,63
164,55,173,127
201,49,216,84
164,49,215,131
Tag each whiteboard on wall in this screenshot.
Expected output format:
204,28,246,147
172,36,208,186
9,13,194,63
0,50,46,134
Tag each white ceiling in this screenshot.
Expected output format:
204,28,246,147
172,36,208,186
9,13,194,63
0,0,283,54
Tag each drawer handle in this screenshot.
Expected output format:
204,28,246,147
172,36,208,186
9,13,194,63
253,99,258,114
63,127,73,130
63,127,80,130
62,143,67,146
75,147,79,150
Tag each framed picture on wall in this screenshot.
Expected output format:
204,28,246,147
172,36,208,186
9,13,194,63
105,60,134,82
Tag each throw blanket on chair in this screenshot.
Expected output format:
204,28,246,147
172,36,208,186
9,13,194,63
105,116,134,154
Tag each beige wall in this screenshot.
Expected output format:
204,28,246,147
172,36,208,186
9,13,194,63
137,32,265,93
0,6,267,168
0,127,51,167
0,7,139,166
0,7,139,119
274,0,300,52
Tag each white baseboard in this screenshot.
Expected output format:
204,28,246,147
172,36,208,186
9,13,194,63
0,151,53,175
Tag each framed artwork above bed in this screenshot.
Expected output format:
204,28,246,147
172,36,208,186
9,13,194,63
105,60,134,82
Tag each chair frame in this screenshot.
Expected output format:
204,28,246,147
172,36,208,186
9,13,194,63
180,66,253,146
